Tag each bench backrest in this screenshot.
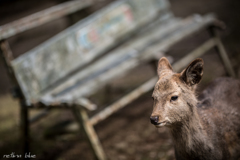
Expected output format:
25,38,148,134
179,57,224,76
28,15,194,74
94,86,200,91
11,0,171,101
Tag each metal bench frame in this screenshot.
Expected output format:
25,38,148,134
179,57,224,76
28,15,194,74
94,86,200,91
0,0,235,160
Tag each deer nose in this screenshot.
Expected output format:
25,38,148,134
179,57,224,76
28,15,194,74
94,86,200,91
150,116,159,125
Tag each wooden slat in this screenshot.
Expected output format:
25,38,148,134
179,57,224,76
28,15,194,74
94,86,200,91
49,16,179,97
40,14,216,105
0,0,93,40
26,96,96,110
11,0,170,101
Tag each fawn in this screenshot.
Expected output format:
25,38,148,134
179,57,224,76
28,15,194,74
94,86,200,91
150,57,240,160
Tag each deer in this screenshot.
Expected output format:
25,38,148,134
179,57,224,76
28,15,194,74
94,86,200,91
150,57,240,160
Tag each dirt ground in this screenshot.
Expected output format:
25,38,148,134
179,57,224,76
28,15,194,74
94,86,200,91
0,0,240,160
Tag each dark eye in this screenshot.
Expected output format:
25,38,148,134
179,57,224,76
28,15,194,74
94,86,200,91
152,97,154,100
171,96,178,101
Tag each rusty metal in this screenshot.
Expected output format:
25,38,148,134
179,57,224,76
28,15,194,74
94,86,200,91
0,0,92,40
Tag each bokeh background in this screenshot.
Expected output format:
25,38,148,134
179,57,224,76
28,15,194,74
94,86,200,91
0,0,240,160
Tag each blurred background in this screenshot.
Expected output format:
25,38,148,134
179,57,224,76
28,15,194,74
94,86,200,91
0,0,240,160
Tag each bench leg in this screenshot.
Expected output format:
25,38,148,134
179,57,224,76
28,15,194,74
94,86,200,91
214,37,236,77
20,100,30,159
209,28,236,77
71,107,106,160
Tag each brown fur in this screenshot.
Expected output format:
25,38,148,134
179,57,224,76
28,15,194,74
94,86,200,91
150,57,240,160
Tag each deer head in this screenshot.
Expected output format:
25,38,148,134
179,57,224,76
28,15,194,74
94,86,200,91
150,57,204,128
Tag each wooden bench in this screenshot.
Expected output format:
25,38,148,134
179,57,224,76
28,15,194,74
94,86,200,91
0,0,235,159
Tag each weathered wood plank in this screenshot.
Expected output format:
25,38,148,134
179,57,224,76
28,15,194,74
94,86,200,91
28,97,96,111
0,0,93,40
11,0,170,101
47,15,178,97
40,14,216,105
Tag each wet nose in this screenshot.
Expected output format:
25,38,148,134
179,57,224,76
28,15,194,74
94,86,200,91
150,116,159,125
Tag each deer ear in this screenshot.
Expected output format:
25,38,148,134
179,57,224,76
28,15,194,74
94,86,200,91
157,57,173,77
180,58,204,86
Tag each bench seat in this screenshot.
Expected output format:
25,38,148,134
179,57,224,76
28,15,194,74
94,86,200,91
40,14,217,110
11,0,171,103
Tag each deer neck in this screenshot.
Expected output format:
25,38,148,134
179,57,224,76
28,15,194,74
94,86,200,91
170,104,213,156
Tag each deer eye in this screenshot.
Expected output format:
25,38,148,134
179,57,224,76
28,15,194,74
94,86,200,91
171,96,178,101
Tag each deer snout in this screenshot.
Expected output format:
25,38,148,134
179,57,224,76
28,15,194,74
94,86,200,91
150,116,159,125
